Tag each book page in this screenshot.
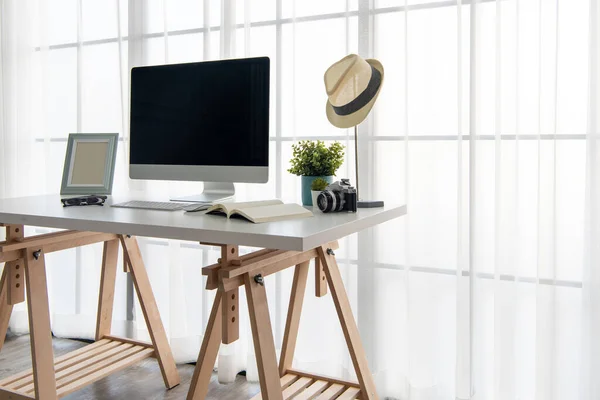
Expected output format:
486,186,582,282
222,200,283,217
205,203,229,215
232,203,313,223
206,200,282,216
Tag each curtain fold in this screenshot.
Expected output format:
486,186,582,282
582,1,600,399
0,0,598,398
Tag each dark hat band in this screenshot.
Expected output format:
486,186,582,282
331,65,382,116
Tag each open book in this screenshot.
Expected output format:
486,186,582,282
205,200,313,223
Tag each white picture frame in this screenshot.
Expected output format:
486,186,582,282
60,133,119,196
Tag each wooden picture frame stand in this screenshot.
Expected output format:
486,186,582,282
0,225,180,400
187,241,379,400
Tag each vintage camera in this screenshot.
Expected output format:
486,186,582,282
316,179,357,213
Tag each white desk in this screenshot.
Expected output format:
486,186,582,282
0,194,406,400
0,195,406,251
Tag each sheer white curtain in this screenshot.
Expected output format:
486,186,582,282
1,0,599,399
583,1,600,400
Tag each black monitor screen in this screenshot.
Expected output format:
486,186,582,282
130,57,269,167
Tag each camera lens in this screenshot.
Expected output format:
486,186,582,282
317,190,335,212
317,190,344,213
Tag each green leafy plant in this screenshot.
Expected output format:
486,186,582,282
287,140,345,176
311,177,329,191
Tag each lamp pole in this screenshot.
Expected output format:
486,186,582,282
354,121,383,208
354,125,360,200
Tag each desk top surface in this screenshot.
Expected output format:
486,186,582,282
0,194,406,251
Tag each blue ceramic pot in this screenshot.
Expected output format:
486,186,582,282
301,175,333,206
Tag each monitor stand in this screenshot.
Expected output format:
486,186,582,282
170,182,235,203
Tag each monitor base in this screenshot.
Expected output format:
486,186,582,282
171,182,235,203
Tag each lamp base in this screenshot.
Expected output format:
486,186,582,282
357,200,385,208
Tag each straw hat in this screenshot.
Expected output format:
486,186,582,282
324,54,384,129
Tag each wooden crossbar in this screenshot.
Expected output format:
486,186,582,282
100,335,155,351
0,387,34,399
221,250,306,279
219,241,339,292
0,230,103,252
285,370,360,389
203,249,279,290
0,232,118,263
44,233,118,254
201,248,276,276
0,250,21,264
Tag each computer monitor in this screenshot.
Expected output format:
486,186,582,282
129,57,270,202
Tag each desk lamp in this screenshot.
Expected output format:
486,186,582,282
324,54,385,208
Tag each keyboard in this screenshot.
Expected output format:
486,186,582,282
111,200,195,211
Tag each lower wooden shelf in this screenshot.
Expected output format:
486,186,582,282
0,337,154,399
251,370,362,400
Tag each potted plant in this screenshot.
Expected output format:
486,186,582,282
310,177,329,208
288,140,344,206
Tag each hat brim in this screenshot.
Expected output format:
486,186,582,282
326,59,384,129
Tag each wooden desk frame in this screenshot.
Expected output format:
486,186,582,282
187,242,379,400
0,224,180,400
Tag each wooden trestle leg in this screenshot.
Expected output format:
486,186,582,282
0,224,24,352
24,247,57,399
0,268,13,353
244,272,283,400
119,235,180,389
317,246,379,400
95,239,120,340
187,290,223,400
278,261,310,376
